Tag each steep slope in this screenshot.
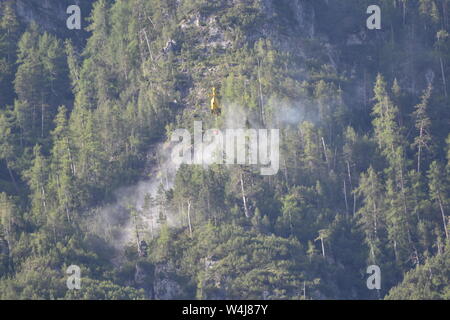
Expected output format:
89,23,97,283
0,0,449,300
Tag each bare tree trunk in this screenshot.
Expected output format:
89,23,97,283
343,179,349,216
240,173,250,218
393,239,398,261
41,103,44,138
346,161,356,216
187,200,193,237
440,57,448,97
437,195,449,240
67,138,76,176
65,205,71,225
417,144,422,173
303,282,306,300
257,58,265,126
41,184,47,214
321,137,330,171
142,29,154,61
437,238,443,255
320,237,325,257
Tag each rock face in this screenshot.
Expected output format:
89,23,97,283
15,0,76,29
253,0,315,56
153,263,187,300
14,0,91,41
260,0,315,36
16,0,69,27
13,0,314,49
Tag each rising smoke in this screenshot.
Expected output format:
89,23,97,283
83,96,315,258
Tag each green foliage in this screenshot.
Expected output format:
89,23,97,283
386,245,450,300
0,0,450,300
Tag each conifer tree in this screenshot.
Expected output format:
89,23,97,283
412,85,433,173
428,161,449,240
25,145,48,226
356,167,386,264
48,106,76,225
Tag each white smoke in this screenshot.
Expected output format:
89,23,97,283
82,143,180,256
82,96,313,259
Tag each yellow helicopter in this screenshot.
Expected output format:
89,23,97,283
210,87,221,116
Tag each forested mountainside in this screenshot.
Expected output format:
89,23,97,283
0,0,449,300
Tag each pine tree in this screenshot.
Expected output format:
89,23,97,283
0,0,20,107
0,1,19,52
385,178,415,266
435,30,450,97
0,192,18,252
0,111,18,192
24,145,48,226
48,106,76,226
14,27,70,145
299,121,323,174
372,74,405,172
356,167,386,264
69,105,105,195
412,85,433,173
428,161,449,241
372,74,414,267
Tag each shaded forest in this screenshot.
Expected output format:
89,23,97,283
0,0,449,299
